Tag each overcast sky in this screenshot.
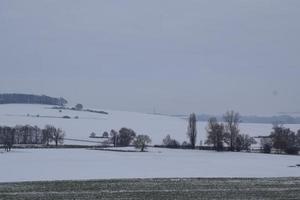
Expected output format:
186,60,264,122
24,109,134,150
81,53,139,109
0,0,299,115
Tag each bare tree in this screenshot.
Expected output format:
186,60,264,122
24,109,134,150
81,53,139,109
270,124,288,153
297,130,300,146
187,113,197,149
134,135,152,152
33,126,41,144
110,129,118,147
236,134,256,152
42,125,55,146
223,110,240,151
1,126,15,152
20,125,31,144
260,137,272,153
206,117,225,151
52,128,65,146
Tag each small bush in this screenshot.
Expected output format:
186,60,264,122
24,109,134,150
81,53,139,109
162,135,180,148
102,132,109,138
62,116,71,119
181,141,193,149
285,147,299,155
75,104,83,110
262,144,272,154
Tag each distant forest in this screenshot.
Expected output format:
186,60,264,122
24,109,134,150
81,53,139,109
0,93,68,106
196,114,300,125
170,114,300,125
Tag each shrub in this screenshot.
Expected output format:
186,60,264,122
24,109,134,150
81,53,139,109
103,132,109,138
90,132,96,138
62,116,71,119
75,104,83,110
285,147,299,155
260,137,272,154
181,141,193,149
262,143,272,154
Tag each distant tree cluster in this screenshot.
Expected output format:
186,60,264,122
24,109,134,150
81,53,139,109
75,104,83,110
268,125,300,155
205,111,256,152
110,128,136,147
206,117,226,151
0,93,67,106
260,137,272,153
109,128,151,151
163,135,180,148
160,110,300,155
0,125,65,151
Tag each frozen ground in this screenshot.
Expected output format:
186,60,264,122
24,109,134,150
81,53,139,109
2,177,300,200
1,104,300,146
0,148,300,182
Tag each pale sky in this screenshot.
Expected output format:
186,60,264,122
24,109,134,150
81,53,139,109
0,0,299,115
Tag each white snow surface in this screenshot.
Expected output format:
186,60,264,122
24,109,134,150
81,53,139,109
0,148,300,182
1,105,300,182
1,104,300,146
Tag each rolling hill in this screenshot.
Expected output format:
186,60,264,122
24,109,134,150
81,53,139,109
1,104,300,146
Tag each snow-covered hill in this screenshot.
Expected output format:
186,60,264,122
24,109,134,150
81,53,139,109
1,104,300,146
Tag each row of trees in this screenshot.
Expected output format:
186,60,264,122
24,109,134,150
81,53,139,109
184,111,255,151
165,110,300,155
0,125,65,151
0,93,67,106
205,111,256,152
205,111,300,154
109,128,151,152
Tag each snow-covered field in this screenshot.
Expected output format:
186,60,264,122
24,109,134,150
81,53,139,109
1,104,300,182
1,104,300,146
0,148,300,182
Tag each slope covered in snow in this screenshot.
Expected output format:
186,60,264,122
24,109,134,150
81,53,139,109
1,104,300,146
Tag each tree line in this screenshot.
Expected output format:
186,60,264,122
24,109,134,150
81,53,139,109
205,111,256,152
163,110,300,155
163,111,255,152
0,93,67,106
0,125,65,151
206,112,300,154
